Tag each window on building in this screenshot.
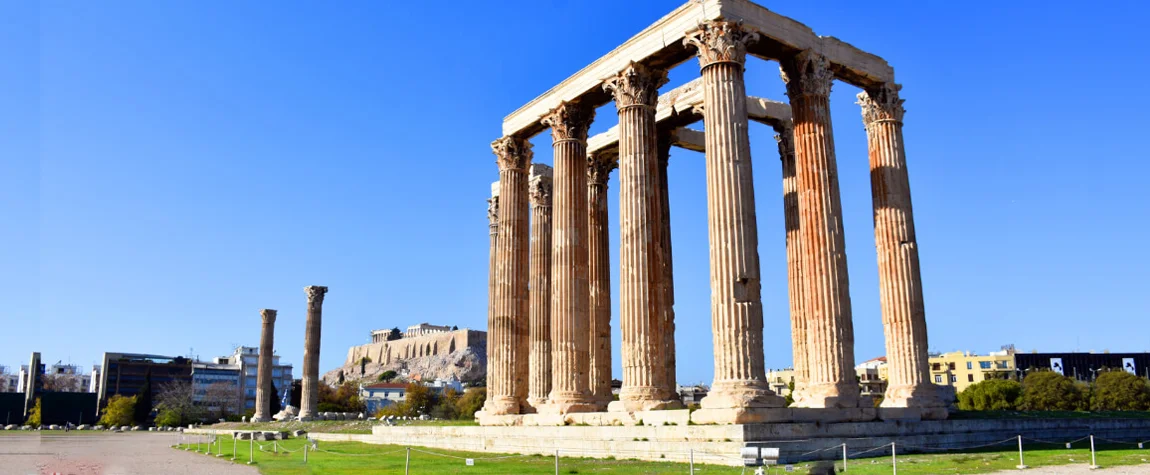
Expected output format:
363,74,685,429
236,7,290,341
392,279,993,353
935,375,942,383
997,361,1009,369
967,362,973,370
932,363,941,371
950,375,957,383
980,361,992,369
948,363,956,371
968,374,974,382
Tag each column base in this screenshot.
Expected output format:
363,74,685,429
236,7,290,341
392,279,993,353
701,381,787,409
881,383,952,412
538,392,599,414
690,407,792,425
480,397,521,416
789,382,862,409
525,396,548,413
614,386,680,412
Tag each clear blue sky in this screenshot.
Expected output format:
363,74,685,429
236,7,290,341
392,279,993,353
2,1,1147,385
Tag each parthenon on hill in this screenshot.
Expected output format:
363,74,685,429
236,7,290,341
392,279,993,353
480,0,947,426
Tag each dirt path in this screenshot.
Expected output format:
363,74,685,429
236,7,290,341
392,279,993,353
0,432,258,475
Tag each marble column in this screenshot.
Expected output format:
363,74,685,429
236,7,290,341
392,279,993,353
482,136,532,416
587,151,616,407
542,101,598,413
774,125,809,405
656,132,678,399
299,286,328,421
527,164,554,410
781,50,859,408
485,182,499,406
252,309,277,422
684,21,784,418
858,84,945,414
604,62,679,411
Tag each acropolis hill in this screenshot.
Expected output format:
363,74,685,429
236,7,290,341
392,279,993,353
323,323,488,385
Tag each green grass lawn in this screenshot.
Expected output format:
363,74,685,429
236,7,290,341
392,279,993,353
206,419,478,435
176,435,1150,475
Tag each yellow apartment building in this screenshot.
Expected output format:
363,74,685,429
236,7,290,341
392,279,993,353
929,350,1015,393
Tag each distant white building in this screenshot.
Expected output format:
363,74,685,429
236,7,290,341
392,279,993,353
0,366,18,393
403,323,453,338
213,347,293,410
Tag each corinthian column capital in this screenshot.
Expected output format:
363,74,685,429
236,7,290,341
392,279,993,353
780,50,835,99
305,286,328,305
857,83,905,125
542,101,595,143
260,309,277,323
586,152,617,187
492,136,533,172
774,126,795,162
603,62,668,110
528,164,554,208
683,21,759,69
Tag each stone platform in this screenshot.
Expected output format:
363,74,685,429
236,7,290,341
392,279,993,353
187,417,1150,466
477,406,947,426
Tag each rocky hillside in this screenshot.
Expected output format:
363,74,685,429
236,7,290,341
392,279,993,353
322,346,486,386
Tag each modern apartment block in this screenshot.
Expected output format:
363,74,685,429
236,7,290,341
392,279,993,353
928,350,1014,393
214,346,292,410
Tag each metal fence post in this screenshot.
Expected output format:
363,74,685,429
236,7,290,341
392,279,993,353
891,442,897,475
1090,434,1098,469
555,449,559,475
405,447,411,475
232,436,237,461
1017,435,1027,469
274,440,278,454
690,448,694,474
248,436,254,465
304,443,308,463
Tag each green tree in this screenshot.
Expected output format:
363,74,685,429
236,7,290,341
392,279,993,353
134,370,153,425
1091,371,1150,411
378,370,398,382
958,379,1022,411
1019,371,1087,411
387,327,402,341
455,387,485,420
403,383,434,416
26,398,42,427
430,388,461,420
99,395,137,427
784,381,795,406
270,381,282,415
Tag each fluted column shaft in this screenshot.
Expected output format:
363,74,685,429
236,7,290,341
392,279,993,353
587,154,616,406
299,286,328,420
252,309,277,422
543,101,597,413
483,137,532,415
485,189,499,405
775,127,809,405
657,135,678,397
781,51,859,408
685,22,782,409
605,62,679,411
527,167,554,409
858,84,940,408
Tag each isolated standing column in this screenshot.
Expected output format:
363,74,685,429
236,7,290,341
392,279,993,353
485,182,499,405
483,136,532,416
542,100,597,413
684,21,783,413
657,133,678,398
527,164,554,410
604,61,678,411
252,309,277,422
781,50,859,408
858,84,944,414
587,152,616,406
299,286,328,421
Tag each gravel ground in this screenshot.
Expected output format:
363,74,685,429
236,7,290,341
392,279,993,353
0,432,257,475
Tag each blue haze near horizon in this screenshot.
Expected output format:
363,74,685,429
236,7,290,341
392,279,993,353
1,1,1147,384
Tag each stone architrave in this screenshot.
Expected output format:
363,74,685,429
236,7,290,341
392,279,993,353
604,61,679,412
858,84,946,416
586,152,616,407
541,101,598,414
527,164,554,410
773,125,809,406
781,50,860,409
656,133,678,399
482,136,532,416
684,21,785,423
299,286,328,421
484,182,499,405
251,309,277,423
